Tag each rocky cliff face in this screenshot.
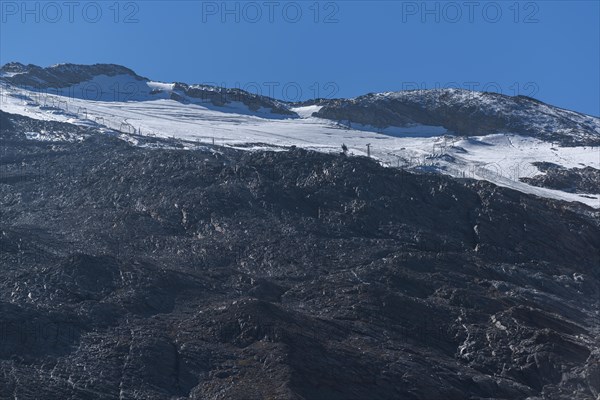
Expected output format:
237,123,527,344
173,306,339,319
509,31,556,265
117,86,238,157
1,111,599,399
314,89,600,146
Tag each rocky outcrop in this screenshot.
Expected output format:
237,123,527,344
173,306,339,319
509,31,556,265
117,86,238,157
521,162,600,194
171,82,296,116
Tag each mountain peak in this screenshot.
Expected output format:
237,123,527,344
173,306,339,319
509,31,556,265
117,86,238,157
0,62,146,88
315,87,600,146
46,63,141,77
0,62,29,73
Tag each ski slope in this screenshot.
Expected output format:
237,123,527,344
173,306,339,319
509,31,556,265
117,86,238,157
1,79,599,208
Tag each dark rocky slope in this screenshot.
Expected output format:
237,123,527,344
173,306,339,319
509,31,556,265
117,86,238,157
520,162,600,195
0,111,599,399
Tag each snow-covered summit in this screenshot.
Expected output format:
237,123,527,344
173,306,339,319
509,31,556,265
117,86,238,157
315,88,600,146
2,63,599,146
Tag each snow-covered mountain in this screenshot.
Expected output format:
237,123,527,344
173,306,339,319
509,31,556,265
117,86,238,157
1,62,598,208
0,63,294,116
315,90,600,146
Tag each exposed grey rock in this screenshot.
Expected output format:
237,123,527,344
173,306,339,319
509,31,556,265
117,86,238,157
521,162,600,194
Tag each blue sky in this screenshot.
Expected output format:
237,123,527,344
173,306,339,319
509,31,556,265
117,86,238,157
1,1,598,115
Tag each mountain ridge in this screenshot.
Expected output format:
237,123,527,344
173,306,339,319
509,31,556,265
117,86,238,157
2,62,599,146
